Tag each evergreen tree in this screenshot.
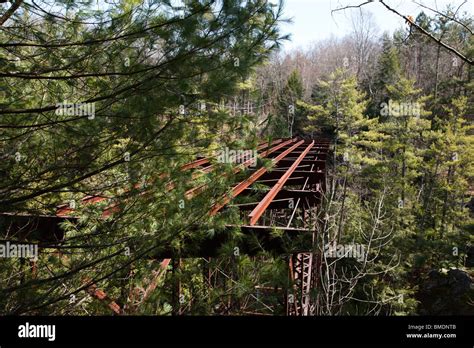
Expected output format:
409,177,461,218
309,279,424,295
274,69,304,137
368,33,401,117
0,0,285,315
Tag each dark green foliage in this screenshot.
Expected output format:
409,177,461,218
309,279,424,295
0,0,286,315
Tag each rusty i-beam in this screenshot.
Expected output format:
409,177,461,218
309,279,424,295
209,138,303,215
247,141,315,225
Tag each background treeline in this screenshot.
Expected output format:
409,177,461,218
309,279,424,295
0,1,472,315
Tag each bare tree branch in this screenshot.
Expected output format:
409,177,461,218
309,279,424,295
412,0,473,35
0,0,23,26
332,0,473,65
379,0,473,65
331,1,374,14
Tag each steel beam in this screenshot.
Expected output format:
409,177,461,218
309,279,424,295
185,138,298,199
248,141,315,225
209,139,304,215
180,139,281,171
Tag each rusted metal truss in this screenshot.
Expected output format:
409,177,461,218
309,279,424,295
206,138,329,315
288,253,315,316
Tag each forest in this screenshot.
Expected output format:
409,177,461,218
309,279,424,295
0,0,472,317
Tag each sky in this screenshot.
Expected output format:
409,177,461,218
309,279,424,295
274,0,473,51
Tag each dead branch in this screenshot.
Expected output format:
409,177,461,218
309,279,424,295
0,0,23,26
331,0,473,65
412,0,473,36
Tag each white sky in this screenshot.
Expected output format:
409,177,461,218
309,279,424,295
275,0,473,51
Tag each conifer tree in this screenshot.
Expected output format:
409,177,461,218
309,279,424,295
274,69,304,137
0,0,285,315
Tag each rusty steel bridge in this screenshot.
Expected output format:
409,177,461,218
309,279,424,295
1,137,330,316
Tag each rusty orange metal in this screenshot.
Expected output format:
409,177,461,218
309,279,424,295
248,141,314,225
209,139,304,215
185,138,298,199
